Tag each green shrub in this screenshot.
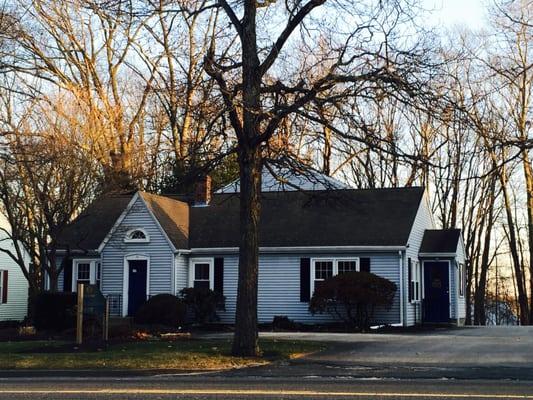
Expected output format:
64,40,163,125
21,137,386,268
309,272,397,331
33,292,77,331
134,294,187,328
179,288,225,324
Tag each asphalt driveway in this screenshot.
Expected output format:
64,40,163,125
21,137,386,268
202,326,533,379
258,326,533,368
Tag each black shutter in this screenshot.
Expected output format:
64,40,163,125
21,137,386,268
214,257,224,295
1,270,7,303
300,258,311,302
63,258,73,293
360,257,371,273
408,257,413,302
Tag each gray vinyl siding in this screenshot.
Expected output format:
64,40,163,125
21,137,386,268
456,241,467,320
175,255,188,295
405,193,434,326
204,252,401,325
0,220,29,321
450,259,457,319
100,196,175,305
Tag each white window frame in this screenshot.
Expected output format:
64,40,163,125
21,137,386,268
409,260,421,303
72,259,101,292
124,228,150,243
311,257,360,295
189,258,214,290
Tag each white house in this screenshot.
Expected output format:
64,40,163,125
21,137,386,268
0,214,29,322
52,169,467,326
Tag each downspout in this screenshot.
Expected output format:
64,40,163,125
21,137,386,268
399,250,404,326
172,251,179,296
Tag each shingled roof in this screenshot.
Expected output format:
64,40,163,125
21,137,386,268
189,187,425,248
139,192,189,249
58,186,426,251
57,193,135,251
420,229,461,254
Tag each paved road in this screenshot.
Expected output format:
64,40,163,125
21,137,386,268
0,375,533,399
1,326,532,399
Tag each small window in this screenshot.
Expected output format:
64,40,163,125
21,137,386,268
194,264,210,289
124,229,150,243
459,263,465,297
72,260,101,292
77,263,91,287
190,259,214,290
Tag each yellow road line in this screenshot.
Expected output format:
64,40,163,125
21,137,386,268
0,389,531,398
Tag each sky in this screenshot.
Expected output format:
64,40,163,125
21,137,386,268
423,0,488,30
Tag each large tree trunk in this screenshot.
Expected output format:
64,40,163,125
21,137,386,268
232,147,262,356
232,0,262,357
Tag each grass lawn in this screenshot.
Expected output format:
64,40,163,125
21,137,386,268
0,339,323,370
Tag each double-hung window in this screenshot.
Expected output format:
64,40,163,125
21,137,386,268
409,260,421,303
459,263,465,297
72,260,101,292
189,259,214,290
311,258,359,294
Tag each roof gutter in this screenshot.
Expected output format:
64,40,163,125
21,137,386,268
188,245,406,255
419,252,457,257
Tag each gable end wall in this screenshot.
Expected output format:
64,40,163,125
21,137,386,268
405,193,435,326
100,197,175,300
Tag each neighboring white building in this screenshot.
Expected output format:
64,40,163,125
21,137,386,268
0,214,29,322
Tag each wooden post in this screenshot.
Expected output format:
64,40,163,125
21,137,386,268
76,283,84,345
103,298,109,342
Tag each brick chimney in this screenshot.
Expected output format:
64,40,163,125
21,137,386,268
194,175,212,206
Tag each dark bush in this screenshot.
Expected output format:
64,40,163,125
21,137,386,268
179,288,225,324
33,292,77,331
272,316,299,331
309,272,397,331
134,294,187,327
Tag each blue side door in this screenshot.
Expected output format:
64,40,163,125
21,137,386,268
128,260,147,316
423,261,450,323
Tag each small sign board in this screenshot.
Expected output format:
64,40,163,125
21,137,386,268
76,283,109,345
83,285,106,317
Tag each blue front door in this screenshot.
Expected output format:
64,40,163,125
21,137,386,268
423,261,450,323
128,260,147,316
